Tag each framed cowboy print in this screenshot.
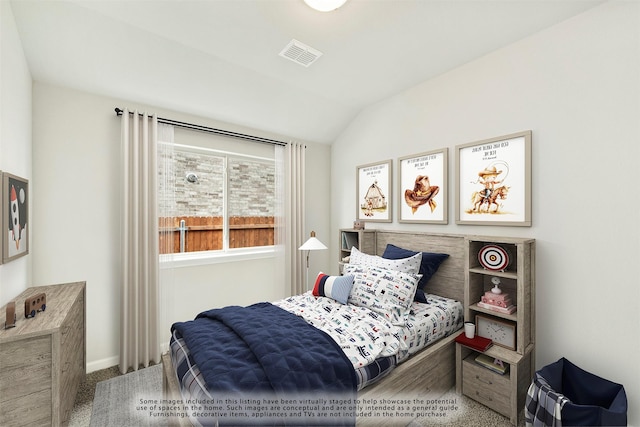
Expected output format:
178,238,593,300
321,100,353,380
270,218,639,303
455,131,531,226
399,148,448,224
356,160,392,223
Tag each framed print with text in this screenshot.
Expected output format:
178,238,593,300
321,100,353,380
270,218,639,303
399,148,448,224
3,172,29,263
356,160,392,223
455,131,531,226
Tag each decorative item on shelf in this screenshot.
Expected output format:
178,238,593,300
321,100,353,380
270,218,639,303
478,244,511,271
455,331,493,352
490,275,502,294
353,220,365,230
4,302,16,329
475,353,509,375
464,321,476,339
479,276,517,314
24,293,46,319
299,231,328,290
476,314,516,350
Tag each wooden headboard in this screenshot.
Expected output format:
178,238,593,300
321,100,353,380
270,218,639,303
372,230,465,303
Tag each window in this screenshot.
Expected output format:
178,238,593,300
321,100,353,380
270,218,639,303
158,142,276,256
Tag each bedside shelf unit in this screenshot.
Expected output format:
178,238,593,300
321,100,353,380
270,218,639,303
456,236,535,425
338,228,376,274
0,282,86,426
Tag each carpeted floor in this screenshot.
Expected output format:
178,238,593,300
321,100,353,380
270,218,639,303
407,388,524,426
69,366,121,427
89,364,163,426
69,365,523,427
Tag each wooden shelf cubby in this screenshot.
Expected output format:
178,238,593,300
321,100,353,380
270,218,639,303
456,236,535,425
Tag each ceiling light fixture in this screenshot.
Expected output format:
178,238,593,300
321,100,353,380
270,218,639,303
303,0,348,12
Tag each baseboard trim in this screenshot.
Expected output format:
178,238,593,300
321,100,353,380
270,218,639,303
87,356,119,374
86,341,170,374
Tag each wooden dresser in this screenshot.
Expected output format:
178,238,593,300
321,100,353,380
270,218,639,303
0,282,86,426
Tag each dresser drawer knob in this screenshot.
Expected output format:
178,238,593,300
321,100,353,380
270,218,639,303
475,391,493,401
475,375,493,385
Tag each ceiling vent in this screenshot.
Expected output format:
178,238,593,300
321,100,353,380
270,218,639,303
279,39,323,67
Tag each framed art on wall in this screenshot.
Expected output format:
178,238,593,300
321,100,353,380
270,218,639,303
398,148,448,224
3,172,29,263
455,131,531,226
356,160,392,223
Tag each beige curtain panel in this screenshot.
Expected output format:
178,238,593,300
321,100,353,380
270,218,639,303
120,109,161,374
276,142,306,296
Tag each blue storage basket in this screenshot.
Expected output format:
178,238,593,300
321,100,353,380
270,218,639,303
536,358,627,426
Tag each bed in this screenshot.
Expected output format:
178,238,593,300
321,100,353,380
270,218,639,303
161,230,466,426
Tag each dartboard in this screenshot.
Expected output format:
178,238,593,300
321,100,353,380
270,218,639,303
478,245,509,271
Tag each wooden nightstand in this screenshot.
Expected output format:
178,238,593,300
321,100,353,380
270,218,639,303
456,343,534,424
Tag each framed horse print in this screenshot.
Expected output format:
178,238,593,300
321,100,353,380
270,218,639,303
455,131,531,226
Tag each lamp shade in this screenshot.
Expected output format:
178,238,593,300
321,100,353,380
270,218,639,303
303,0,348,12
299,231,327,251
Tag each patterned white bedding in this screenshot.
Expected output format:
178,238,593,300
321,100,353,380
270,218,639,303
274,291,463,369
402,294,463,358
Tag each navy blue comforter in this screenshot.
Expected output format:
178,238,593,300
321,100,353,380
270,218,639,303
171,302,357,425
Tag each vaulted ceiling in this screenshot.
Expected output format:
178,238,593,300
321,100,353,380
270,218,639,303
11,0,603,143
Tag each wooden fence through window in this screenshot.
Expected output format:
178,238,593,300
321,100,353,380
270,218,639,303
159,216,275,254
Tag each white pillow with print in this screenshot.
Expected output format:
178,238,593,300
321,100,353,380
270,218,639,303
343,264,420,326
349,246,421,276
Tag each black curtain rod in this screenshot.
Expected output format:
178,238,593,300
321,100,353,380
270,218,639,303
114,108,287,147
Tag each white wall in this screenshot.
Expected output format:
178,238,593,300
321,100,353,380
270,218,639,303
0,1,32,307
12,0,637,422
331,1,639,424
31,83,331,372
